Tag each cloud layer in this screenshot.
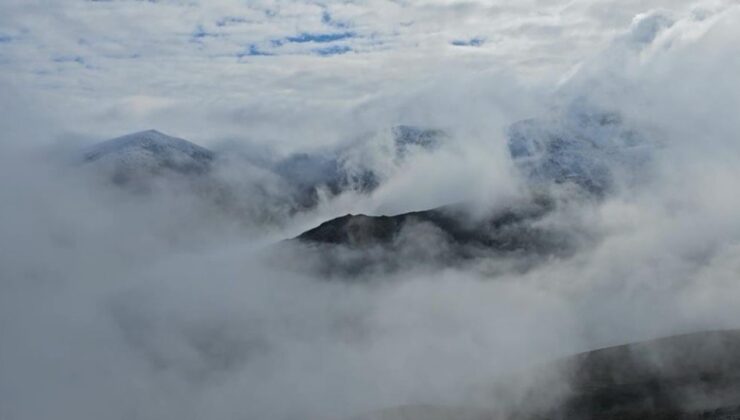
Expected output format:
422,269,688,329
3,1,740,420
0,0,722,143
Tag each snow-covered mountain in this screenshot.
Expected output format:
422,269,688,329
82,129,214,183
79,126,449,218
507,102,654,195
81,108,653,227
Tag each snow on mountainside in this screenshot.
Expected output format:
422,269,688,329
82,129,214,180
507,102,655,195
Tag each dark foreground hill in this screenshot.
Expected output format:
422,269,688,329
354,330,740,420
529,329,740,419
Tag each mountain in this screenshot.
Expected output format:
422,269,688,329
507,102,654,195
78,126,449,223
293,198,572,266
82,129,214,184
287,198,572,277
287,103,660,273
354,330,740,420
514,329,740,419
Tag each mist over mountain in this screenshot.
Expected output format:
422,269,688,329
357,330,740,420
80,125,448,215
3,2,740,420
272,125,448,208
289,99,654,272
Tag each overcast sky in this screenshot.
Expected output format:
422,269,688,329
1,0,729,147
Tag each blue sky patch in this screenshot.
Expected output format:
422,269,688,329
286,31,355,44
238,44,272,58
451,37,485,47
313,45,351,56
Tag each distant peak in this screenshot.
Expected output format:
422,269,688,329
82,129,214,163
128,129,170,138
140,129,165,135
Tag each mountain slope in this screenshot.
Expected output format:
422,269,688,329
82,129,214,184
524,329,740,419
354,330,740,420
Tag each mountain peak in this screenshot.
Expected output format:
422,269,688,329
140,129,164,135
81,130,215,183
126,129,169,139
83,130,214,161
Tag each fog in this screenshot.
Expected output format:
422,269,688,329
2,3,740,420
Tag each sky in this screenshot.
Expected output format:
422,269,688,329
0,0,728,147
3,1,740,420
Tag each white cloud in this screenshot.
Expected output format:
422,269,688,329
1,0,731,144
3,2,740,420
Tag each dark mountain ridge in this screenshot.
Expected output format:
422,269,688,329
294,198,575,263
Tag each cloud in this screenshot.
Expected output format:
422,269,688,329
0,0,721,143
3,2,740,420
